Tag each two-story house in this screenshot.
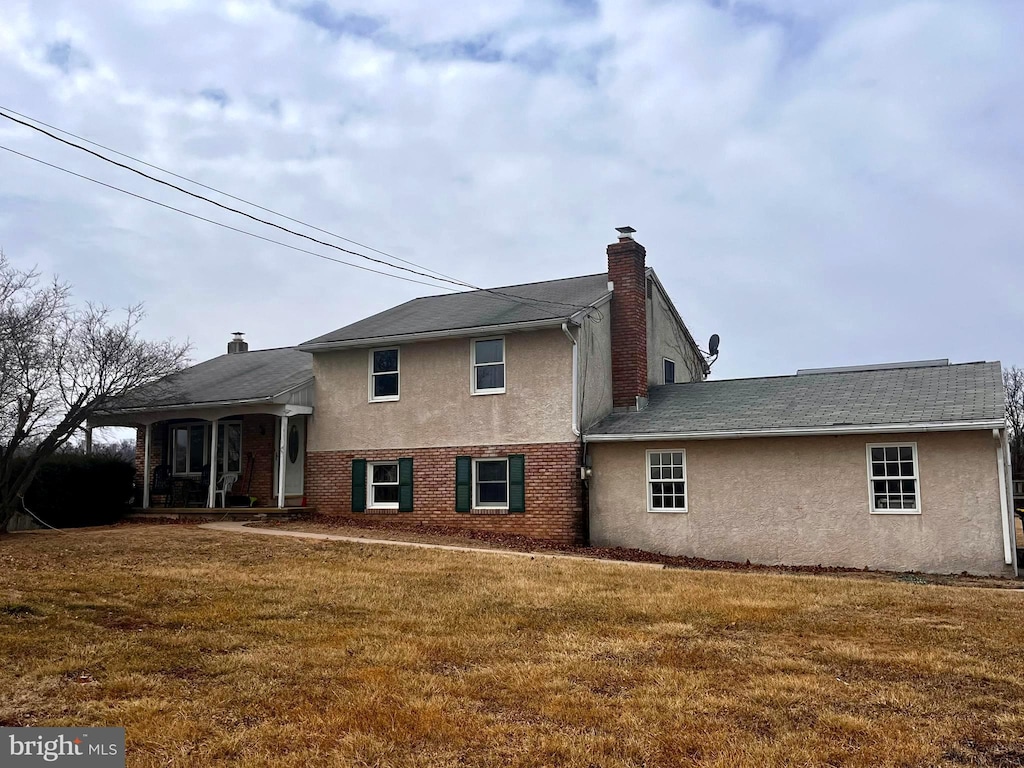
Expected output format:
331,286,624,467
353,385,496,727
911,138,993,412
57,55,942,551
96,227,705,544
95,226,1014,575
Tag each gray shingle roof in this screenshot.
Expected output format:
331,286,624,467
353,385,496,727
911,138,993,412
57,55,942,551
300,273,610,348
102,347,312,412
588,361,1004,438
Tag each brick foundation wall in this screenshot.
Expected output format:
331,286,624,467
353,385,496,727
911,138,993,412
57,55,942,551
306,441,584,544
608,234,648,408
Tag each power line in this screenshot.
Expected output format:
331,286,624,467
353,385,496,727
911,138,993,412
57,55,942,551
0,106,592,316
0,103,466,285
0,108,480,292
0,143,459,292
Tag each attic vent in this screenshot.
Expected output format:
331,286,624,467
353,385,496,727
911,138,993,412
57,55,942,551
646,279,653,299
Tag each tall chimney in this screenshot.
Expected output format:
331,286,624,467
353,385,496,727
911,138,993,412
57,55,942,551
608,226,648,409
227,331,249,354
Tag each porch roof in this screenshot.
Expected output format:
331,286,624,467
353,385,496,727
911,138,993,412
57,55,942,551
94,347,312,423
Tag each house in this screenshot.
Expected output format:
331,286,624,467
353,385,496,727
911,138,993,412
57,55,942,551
94,227,1015,575
93,227,705,545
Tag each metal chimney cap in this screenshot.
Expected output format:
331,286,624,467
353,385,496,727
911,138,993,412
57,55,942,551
232,331,245,339
615,226,636,239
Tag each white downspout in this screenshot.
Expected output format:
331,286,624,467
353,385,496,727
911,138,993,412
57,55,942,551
995,428,1013,568
562,322,580,437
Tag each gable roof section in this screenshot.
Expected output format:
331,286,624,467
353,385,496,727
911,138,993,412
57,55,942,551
586,361,1004,440
100,347,313,412
299,273,611,350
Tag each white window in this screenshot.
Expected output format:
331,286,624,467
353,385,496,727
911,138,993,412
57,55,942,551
471,338,505,394
867,443,920,514
473,458,508,508
664,358,676,384
171,422,241,476
369,347,400,401
647,450,686,512
368,461,400,509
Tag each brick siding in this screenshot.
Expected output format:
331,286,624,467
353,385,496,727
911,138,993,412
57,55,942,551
607,236,648,408
305,441,584,544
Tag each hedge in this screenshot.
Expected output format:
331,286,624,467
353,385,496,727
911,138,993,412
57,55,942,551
10,454,135,528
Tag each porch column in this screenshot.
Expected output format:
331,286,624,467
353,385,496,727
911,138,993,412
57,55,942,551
277,414,289,508
84,427,93,456
142,423,152,509
208,419,219,508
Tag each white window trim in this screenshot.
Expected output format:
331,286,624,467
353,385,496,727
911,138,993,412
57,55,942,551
170,421,242,477
663,357,676,385
470,336,506,395
472,457,509,510
367,460,400,510
866,442,921,515
646,449,687,513
368,347,400,403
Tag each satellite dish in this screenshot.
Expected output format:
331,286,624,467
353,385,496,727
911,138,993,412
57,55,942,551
708,334,720,357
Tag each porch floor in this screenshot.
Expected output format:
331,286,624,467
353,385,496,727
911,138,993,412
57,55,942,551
127,508,311,523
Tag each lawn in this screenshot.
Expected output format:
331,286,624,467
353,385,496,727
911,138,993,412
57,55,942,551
1,526,1023,767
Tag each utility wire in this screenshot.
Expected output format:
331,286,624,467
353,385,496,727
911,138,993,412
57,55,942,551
0,109,478,290
0,144,460,292
0,103,465,285
0,107,592,316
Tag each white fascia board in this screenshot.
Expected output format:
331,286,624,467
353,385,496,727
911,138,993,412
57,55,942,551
298,317,569,352
271,377,315,401
584,419,1007,443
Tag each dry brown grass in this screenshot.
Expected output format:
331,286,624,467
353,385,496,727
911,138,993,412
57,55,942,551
1,526,1023,767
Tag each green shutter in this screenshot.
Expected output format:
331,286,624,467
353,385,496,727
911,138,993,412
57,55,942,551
398,457,413,512
351,458,366,512
455,456,472,512
509,454,525,513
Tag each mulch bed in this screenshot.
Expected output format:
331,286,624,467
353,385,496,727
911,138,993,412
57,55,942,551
247,514,1022,588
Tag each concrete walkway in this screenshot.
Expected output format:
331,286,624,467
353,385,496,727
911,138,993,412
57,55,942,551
198,521,666,570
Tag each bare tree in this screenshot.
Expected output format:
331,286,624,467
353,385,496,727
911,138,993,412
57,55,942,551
0,252,189,531
1004,366,1024,477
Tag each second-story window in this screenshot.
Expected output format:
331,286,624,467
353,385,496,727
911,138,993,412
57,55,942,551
370,348,400,401
472,338,505,394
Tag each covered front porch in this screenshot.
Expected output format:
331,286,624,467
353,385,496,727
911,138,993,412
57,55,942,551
89,402,312,510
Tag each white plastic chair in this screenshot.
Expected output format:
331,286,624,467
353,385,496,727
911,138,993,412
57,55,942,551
215,473,239,508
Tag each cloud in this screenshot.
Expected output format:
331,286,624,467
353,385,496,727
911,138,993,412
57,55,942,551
44,39,92,73
0,0,1020,388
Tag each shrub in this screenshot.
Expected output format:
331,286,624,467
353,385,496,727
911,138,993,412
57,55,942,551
11,454,134,528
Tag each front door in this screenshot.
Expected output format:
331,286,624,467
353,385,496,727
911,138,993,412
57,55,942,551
273,416,306,499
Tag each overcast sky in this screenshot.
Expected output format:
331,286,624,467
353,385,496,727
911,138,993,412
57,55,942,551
1,0,1021,384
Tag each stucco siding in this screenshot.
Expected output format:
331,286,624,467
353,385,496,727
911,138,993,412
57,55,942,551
646,280,704,385
579,310,613,432
588,431,1008,575
309,328,575,451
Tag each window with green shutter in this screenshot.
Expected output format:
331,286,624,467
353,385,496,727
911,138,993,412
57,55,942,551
508,454,525,513
398,457,413,512
351,458,366,512
455,456,472,512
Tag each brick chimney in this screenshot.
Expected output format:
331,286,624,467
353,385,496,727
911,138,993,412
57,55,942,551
608,226,648,410
227,332,249,354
